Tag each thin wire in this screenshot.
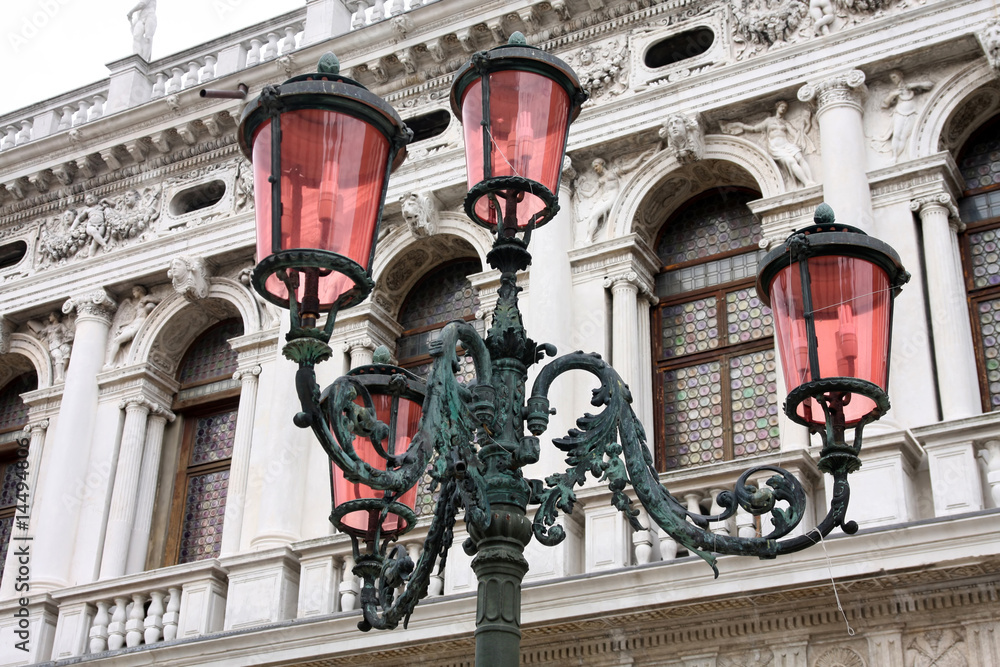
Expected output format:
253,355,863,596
805,285,896,317
808,529,856,636
484,126,537,197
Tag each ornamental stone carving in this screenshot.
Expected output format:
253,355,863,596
659,112,705,164
168,256,211,301
798,70,867,112
910,193,961,227
0,316,11,355
573,146,661,247
721,101,815,188
400,191,441,238
63,289,118,325
565,39,629,104
978,20,1000,74
814,647,866,667
906,630,968,667
27,311,75,382
718,649,774,667
239,267,279,329
873,71,934,161
107,285,161,368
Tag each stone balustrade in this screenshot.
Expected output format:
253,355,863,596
0,82,110,154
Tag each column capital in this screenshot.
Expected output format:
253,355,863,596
22,419,49,435
603,270,640,291
118,396,154,413
149,404,176,422
63,289,118,325
910,193,962,229
798,70,867,112
345,337,375,355
233,364,262,382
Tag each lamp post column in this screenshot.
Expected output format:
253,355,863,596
798,71,873,232
911,194,981,419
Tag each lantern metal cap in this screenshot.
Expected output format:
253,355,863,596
449,37,587,121
237,52,411,170
756,204,910,308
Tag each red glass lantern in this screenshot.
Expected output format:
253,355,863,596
238,53,410,329
450,33,586,235
327,362,425,542
756,206,909,431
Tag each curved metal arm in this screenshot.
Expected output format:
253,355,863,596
527,351,856,575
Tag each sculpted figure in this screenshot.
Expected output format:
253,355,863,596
127,0,157,61
575,147,659,246
722,101,814,187
28,312,74,382
399,192,439,238
107,285,160,367
70,194,114,257
978,20,1000,72
809,0,836,34
659,113,704,164
168,256,211,301
879,70,933,161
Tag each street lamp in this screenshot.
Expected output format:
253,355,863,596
239,39,909,666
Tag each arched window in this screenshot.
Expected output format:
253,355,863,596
166,319,243,565
395,258,482,380
652,188,779,471
958,115,1000,412
0,372,37,580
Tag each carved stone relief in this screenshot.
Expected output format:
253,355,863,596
399,191,441,238
719,648,774,666
36,186,161,266
870,71,935,162
26,311,74,382
106,285,162,368
168,256,211,301
571,144,664,247
239,266,279,329
563,38,630,104
660,112,706,164
720,100,816,188
813,646,866,667
905,630,968,667
940,84,1000,152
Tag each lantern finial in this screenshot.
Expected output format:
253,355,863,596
373,345,392,364
814,203,836,225
318,52,341,76
508,31,527,46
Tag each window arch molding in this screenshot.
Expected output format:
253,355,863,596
912,62,999,159
372,211,493,282
609,139,784,241
1,335,53,389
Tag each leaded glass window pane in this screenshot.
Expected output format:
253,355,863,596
0,373,36,432
661,297,719,358
726,287,773,345
729,349,780,458
0,516,11,581
0,462,18,507
656,189,761,267
178,319,244,385
398,260,481,331
662,361,724,470
959,127,1000,192
656,250,765,298
178,469,229,563
976,296,1000,409
190,410,237,465
967,227,1000,290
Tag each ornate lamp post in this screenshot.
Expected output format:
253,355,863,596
239,37,909,666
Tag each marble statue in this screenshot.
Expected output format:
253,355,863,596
659,113,704,164
879,70,933,161
400,192,440,238
574,147,660,246
107,285,160,367
127,0,157,61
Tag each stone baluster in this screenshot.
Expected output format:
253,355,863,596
632,507,654,565
371,0,386,21
982,440,1000,507
220,365,262,557
736,505,756,538
659,531,678,560
89,95,106,122
181,62,200,88
911,195,981,420
127,406,175,573
388,0,406,16
166,67,183,94
101,397,153,579
107,596,129,650
428,567,445,596
279,26,298,53
709,488,731,536
151,73,167,99
15,119,32,145
72,100,91,126
0,125,15,149
351,0,369,29
32,290,117,592
246,38,263,67
340,555,359,611
125,592,146,647
162,588,181,641
199,55,217,82
262,32,280,60
144,590,166,644
683,491,702,519
798,70,873,232
89,600,111,653
57,105,74,129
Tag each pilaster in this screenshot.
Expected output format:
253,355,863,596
126,404,175,574
220,364,262,557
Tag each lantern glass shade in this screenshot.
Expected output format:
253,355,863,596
460,69,571,228
331,392,421,540
768,255,893,426
251,108,391,308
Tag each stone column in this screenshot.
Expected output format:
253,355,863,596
220,365,262,557
911,194,981,420
31,290,116,591
126,405,174,574
636,288,656,435
100,398,152,579
604,272,647,446
798,70,873,232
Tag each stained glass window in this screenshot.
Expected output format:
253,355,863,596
178,319,244,386
0,373,36,433
959,114,1000,412
0,373,35,581
653,188,777,471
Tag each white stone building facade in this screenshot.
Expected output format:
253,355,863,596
0,0,997,665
